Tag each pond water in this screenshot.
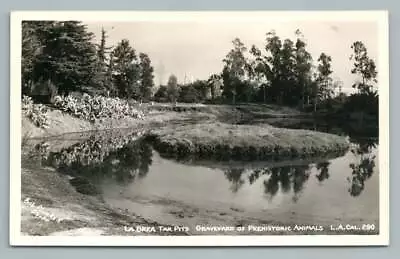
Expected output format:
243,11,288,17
25,120,379,235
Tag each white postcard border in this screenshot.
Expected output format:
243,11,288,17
9,10,390,246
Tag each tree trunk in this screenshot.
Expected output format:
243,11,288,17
314,90,318,113
263,85,267,103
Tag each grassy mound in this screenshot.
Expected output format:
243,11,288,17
147,122,349,161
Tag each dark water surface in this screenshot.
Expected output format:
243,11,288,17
24,120,379,235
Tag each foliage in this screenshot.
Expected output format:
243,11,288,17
233,30,315,107
22,22,156,102
190,80,210,101
177,79,218,103
32,21,99,95
207,74,223,100
350,41,378,94
179,84,201,103
21,95,50,128
53,94,144,122
93,27,113,94
110,39,141,98
22,21,42,95
294,30,313,107
343,90,379,117
315,53,334,111
21,21,378,121
247,45,269,103
138,53,155,101
96,27,111,64
153,85,169,102
263,31,314,106
167,74,180,103
222,38,249,104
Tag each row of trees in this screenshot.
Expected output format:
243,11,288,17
22,21,155,102
220,30,378,110
22,21,378,114
150,30,378,114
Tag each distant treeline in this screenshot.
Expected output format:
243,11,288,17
22,21,378,117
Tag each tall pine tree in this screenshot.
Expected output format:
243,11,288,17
111,39,141,98
21,21,54,96
93,27,112,94
33,21,98,96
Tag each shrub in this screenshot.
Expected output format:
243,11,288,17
21,95,50,128
153,85,169,103
53,94,144,122
178,85,200,103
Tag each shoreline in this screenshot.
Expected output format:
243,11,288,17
20,104,361,236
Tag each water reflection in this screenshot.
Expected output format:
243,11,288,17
347,138,377,197
222,136,377,201
243,164,311,202
41,132,153,186
247,119,379,199
31,126,378,200
224,169,246,193
316,162,331,182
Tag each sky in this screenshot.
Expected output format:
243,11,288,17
85,20,379,93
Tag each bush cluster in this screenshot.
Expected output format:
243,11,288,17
53,94,144,122
21,95,50,128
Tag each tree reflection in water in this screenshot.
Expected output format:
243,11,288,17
292,165,311,202
224,168,245,193
316,161,331,182
347,137,377,197
225,136,378,202
264,119,379,198
225,164,311,202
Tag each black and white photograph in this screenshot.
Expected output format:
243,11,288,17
10,11,389,246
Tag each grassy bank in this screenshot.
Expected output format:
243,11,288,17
22,101,307,139
22,104,214,139
147,122,349,161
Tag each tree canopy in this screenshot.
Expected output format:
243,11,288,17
21,21,378,118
